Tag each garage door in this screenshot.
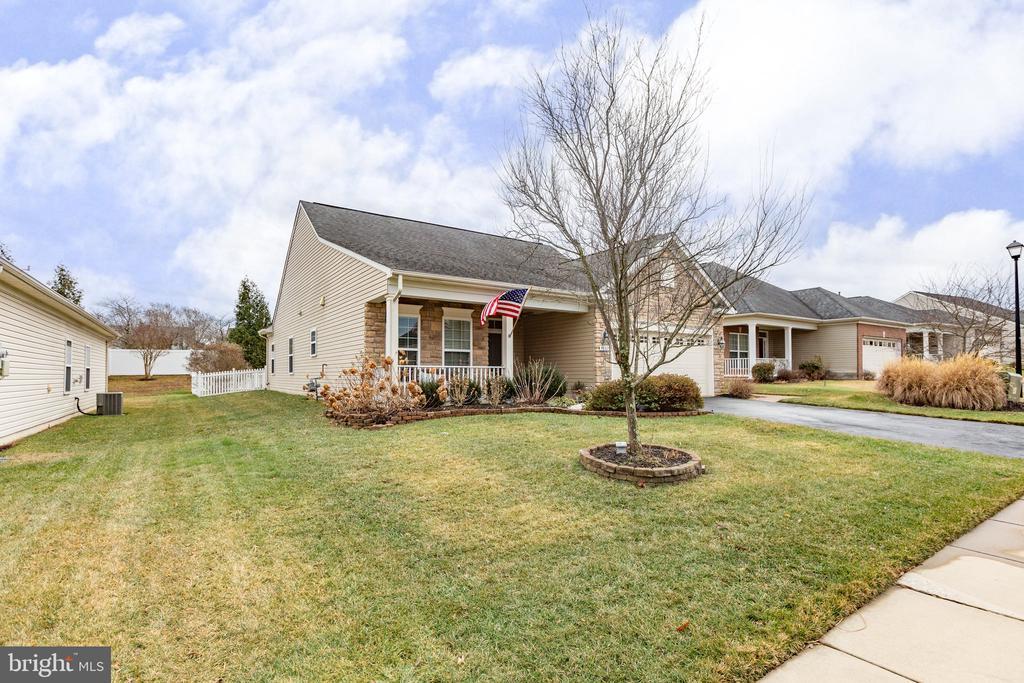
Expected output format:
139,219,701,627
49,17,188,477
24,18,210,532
862,337,900,375
610,335,715,396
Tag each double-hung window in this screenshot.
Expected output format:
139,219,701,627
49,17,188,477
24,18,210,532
84,345,92,390
288,338,294,374
728,332,749,359
398,315,419,365
442,313,471,367
310,329,317,357
64,340,72,393
270,344,275,374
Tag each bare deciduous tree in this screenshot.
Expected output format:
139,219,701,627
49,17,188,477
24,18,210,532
501,17,805,456
98,296,144,346
915,268,1014,360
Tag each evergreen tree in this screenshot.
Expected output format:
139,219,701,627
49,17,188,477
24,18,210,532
0,242,12,263
227,277,271,368
49,264,83,305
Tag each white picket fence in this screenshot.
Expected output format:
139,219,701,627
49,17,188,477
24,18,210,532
191,369,266,397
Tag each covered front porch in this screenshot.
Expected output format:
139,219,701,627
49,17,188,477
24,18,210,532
723,317,817,378
370,273,595,386
906,327,956,361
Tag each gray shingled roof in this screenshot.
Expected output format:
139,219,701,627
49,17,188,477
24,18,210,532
705,263,926,324
301,201,588,292
702,263,821,319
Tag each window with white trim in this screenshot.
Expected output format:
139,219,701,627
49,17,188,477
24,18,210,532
64,340,72,393
728,332,749,359
443,318,471,366
310,329,317,357
270,343,275,374
288,337,294,374
84,345,92,390
398,315,419,365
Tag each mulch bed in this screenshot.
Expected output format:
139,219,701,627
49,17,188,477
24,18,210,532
589,443,693,468
329,406,710,429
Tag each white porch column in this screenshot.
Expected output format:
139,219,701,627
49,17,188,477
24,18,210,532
784,326,793,370
747,321,757,377
502,315,514,377
384,295,399,363
922,330,931,360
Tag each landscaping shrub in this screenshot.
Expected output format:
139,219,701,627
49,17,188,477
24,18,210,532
927,355,1007,411
186,342,249,373
321,354,425,422
447,377,482,406
419,379,446,409
546,395,578,408
649,374,703,410
484,376,513,406
862,370,876,381
751,362,777,383
877,357,933,406
513,359,567,403
585,379,659,411
723,378,753,399
799,355,828,380
775,367,800,382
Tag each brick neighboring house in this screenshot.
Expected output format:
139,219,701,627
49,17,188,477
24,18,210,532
262,201,727,397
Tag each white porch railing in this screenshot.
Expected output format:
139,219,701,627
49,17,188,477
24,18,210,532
397,365,507,385
724,357,791,377
192,368,266,397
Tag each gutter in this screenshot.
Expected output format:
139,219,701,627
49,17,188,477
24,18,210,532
392,269,589,300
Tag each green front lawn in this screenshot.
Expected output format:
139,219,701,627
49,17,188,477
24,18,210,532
754,380,1024,425
2,391,1023,681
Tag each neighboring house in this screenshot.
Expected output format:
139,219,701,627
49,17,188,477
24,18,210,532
0,257,117,446
704,265,944,379
895,291,1018,363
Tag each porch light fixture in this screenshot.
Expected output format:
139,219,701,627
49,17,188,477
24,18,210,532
1008,241,1023,374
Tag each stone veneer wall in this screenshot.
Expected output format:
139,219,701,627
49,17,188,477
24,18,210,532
364,299,489,366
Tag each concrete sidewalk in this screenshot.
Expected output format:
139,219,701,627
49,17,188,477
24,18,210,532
763,498,1024,682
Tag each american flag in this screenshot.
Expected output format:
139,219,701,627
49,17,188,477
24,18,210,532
480,288,529,325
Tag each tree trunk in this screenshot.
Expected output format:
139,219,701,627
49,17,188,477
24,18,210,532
623,377,641,456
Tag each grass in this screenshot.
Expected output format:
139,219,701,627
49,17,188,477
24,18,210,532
1,389,1023,681
754,379,1024,425
109,374,190,396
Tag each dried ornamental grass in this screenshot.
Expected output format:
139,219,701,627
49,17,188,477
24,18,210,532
927,355,1007,411
877,357,933,406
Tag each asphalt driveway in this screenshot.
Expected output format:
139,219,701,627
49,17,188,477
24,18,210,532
706,397,1023,459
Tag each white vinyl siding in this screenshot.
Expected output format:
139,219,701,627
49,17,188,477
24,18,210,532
443,318,471,366
519,310,598,386
792,323,858,376
0,278,109,446
266,206,388,394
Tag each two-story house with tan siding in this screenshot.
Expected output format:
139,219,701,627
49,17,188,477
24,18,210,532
262,201,934,398
0,257,117,445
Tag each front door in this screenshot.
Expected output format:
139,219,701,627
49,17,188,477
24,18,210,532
488,331,502,366
757,333,768,359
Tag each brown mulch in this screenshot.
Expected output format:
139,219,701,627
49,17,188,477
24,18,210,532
589,444,693,469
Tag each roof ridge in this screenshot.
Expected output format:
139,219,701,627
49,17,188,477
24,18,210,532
301,200,547,249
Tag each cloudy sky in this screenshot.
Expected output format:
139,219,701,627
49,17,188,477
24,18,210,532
1,0,1023,315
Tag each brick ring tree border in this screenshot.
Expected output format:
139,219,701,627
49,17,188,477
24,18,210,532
578,444,706,485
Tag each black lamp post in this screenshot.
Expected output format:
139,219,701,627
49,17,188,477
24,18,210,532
1008,240,1024,375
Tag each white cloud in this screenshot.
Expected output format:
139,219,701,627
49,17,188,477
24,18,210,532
429,45,542,103
95,12,187,58
667,0,1024,197
476,0,550,31
772,209,1024,299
